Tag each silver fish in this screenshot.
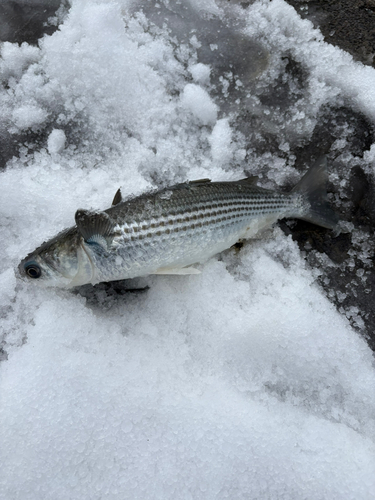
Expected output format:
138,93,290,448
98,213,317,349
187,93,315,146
18,157,337,288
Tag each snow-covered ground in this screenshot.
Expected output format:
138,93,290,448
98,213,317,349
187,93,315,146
1,1,375,498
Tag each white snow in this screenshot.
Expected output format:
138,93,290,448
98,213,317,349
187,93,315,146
11,104,48,130
209,118,233,165
1,0,375,499
181,83,218,125
189,62,211,85
245,0,375,123
47,129,66,154
0,41,40,81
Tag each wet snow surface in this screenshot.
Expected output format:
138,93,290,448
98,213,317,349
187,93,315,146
1,0,375,498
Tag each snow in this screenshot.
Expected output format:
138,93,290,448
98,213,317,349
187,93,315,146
189,62,211,85
1,0,375,499
209,118,233,165
11,104,48,129
0,41,40,81
245,0,375,123
181,83,218,125
47,129,66,154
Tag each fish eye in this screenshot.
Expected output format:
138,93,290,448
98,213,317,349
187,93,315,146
25,263,42,279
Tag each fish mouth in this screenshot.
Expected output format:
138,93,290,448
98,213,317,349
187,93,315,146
16,261,28,282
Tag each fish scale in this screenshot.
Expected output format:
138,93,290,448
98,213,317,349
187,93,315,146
18,157,338,288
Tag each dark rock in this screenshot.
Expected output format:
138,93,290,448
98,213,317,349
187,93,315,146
0,0,62,45
347,166,375,226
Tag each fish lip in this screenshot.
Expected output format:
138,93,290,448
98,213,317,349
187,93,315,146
16,262,27,282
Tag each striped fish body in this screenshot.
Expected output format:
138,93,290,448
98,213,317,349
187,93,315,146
91,181,302,283
18,157,337,288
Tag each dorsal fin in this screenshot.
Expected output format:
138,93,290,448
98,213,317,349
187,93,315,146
112,188,122,206
75,209,115,246
189,178,211,186
236,176,259,185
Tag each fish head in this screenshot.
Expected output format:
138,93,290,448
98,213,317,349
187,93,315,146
18,226,94,287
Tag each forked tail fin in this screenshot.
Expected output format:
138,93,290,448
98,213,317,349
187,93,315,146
292,156,338,229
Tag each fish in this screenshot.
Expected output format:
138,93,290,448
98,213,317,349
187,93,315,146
18,156,338,288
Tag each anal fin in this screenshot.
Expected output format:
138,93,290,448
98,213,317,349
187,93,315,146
152,266,201,275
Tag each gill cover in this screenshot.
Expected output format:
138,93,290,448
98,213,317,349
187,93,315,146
72,209,117,286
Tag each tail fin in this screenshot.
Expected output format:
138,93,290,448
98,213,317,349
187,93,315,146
292,156,338,229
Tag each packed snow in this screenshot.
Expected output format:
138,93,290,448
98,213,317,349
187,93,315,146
1,0,375,499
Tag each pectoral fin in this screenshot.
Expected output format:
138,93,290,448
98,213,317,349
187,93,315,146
75,209,115,250
189,178,211,186
152,266,201,275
